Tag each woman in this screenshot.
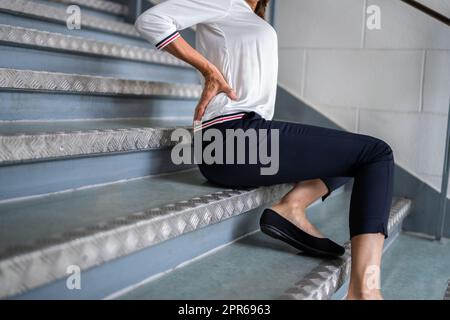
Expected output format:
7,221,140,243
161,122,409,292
135,0,394,300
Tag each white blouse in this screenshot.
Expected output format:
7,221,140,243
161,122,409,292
135,0,278,123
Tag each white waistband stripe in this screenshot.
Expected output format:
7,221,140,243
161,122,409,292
193,113,246,132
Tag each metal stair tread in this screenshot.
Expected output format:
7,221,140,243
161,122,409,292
41,0,128,16
0,24,190,68
0,118,194,163
0,169,293,298
0,68,202,98
0,169,220,253
0,0,139,38
115,196,411,300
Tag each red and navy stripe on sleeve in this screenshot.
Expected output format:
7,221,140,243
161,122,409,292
155,31,181,50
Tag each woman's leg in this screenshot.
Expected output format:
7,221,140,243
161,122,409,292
198,112,394,297
271,179,329,238
270,177,350,238
347,234,385,300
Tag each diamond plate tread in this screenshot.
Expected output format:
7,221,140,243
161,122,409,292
0,68,201,97
45,0,128,16
0,0,139,38
0,118,193,163
0,24,190,68
0,172,293,298
279,197,412,300
445,280,450,300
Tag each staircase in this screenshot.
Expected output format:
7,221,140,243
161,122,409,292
0,0,412,300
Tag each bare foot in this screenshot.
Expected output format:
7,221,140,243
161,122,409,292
270,201,324,238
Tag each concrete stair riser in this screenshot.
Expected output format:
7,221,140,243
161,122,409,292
0,92,197,121
0,149,195,201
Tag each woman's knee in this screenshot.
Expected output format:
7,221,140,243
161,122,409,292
370,137,394,163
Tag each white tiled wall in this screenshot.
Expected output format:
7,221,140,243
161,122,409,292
278,49,306,95
275,0,365,48
304,50,424,111
275,0,450,193
365,0,450,49
423,50,450,114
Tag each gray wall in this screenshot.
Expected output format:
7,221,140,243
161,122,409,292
275,0,450,196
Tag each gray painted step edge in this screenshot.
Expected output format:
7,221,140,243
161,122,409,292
0,125,192,163
0,0,139,38
0,68,201,97
0,182,292,299
0,24,190,68
445,279,450,300
279,197,412,300
46,0,128,16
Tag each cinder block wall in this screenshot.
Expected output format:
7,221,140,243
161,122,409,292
275,0,450,195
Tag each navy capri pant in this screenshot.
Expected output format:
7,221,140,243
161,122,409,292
196,111,394,239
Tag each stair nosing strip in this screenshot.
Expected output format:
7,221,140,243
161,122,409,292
0,24,191,68
45,0,128,16
0,125,193,163
0,68,201,97
0,183,293,299
278,197,412,300
0,0,139,38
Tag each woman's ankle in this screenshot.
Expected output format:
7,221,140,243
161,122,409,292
347,284,383,300
270,201,325,238
347,290,383,300
271,199,306,219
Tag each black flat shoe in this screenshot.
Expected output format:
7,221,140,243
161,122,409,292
259,208,345,258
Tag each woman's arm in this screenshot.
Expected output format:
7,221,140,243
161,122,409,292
164,37,238,124
134,0,237,124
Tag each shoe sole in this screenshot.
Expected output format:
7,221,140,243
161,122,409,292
260,223,344,258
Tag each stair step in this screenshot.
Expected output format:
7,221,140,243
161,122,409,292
0,0,138,38
0,24,189,68
42,0,128,17
375,233,450,300
115,197,411,300
0,118,192,163
0,68,201,97
282,198,412,300
0,91,197,121
30,0,126,21
0,169,292,298
0,25,198,84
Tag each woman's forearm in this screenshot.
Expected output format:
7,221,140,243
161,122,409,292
160,35,237,122
163,37,215,77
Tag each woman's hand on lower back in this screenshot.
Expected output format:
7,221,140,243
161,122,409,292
156,36,237,125
193,64,238,124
